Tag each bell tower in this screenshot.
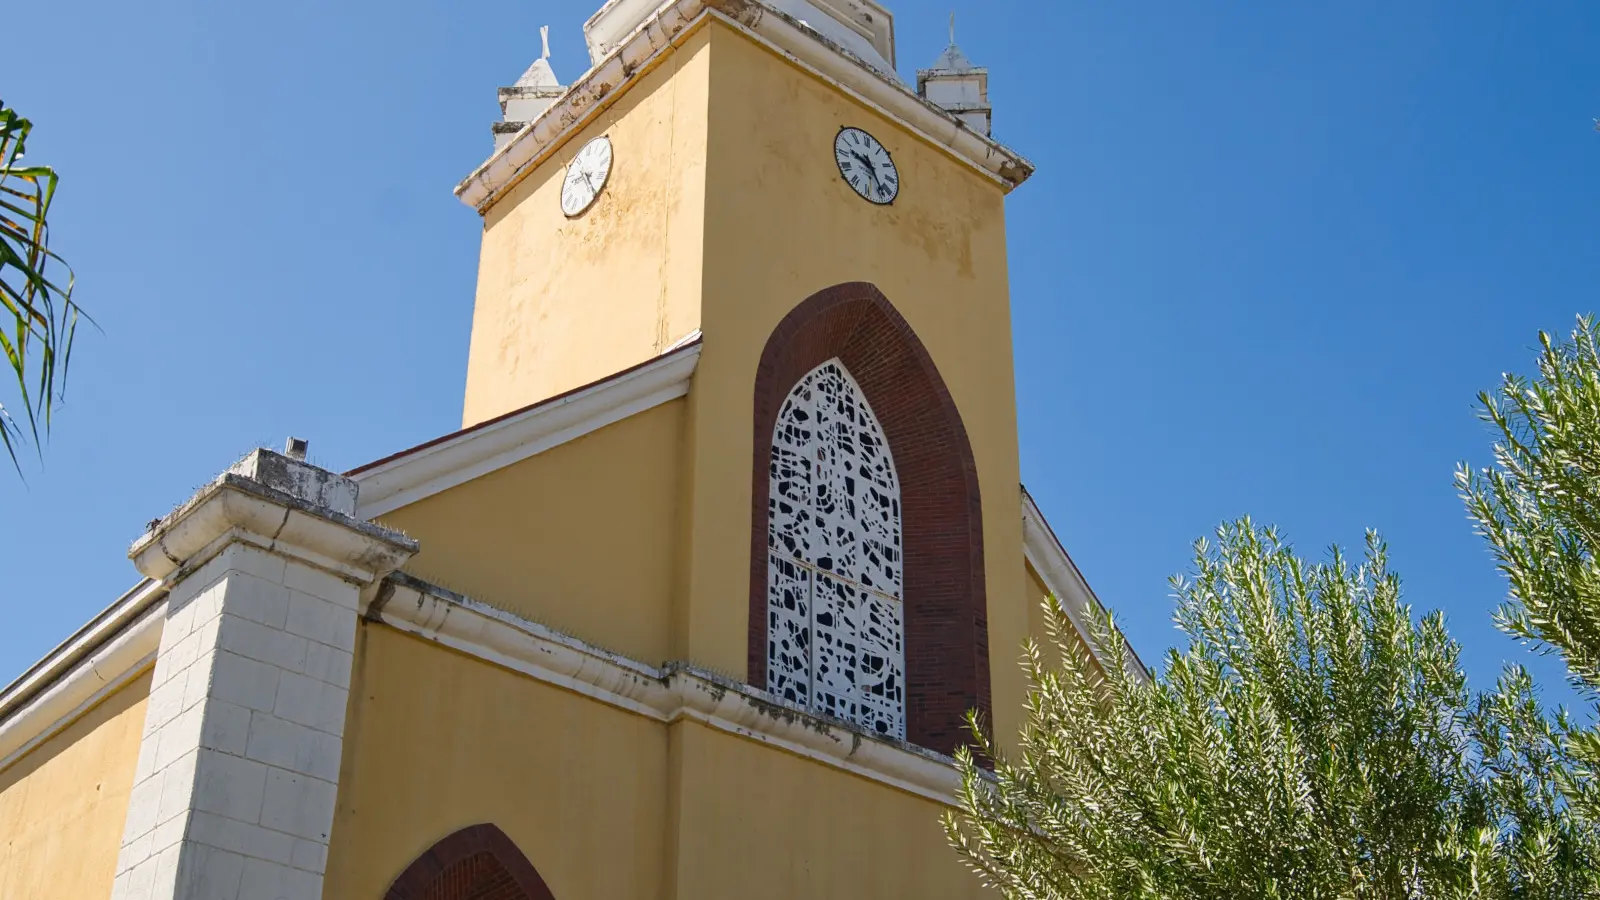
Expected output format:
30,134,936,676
456,0,1030,428
454,0,1039,752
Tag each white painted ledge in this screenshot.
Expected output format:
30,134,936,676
370,573,966,805
455,0,1033,213
130,472,418,588
0,582,166,773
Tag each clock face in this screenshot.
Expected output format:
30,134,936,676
561,136,614,217
834,127,899,205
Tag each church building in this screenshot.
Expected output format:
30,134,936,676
0,0,1123,896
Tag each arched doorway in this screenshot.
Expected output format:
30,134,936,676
383,824,556,900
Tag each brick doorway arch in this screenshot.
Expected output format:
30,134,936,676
383,824,556,900
748,281,990,756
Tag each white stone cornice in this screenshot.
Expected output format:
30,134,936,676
131,464,418,588
455,0,1034,213
371,573,966,805
1021,488,1151,682
589,0,896,74
350,342,700,520
0,582,166,773
115,453,402,900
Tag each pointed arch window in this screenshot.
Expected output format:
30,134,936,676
767,359,906,738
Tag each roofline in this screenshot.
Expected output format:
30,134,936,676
1021,486,1151,682
0,341,706,757
0,580,166,772
350,340,702,520
454,0,1033,213
0,579,165,717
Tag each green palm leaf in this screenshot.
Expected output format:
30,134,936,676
0,99,85,472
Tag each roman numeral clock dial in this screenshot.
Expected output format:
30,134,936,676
834,127,899,205
560,135,614,217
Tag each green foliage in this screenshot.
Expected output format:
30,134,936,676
1463,666,1600,899
1459,317,1600,695
0,99,82,471
945,520,1600,899
1459,316,1600,827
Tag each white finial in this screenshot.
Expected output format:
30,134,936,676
949,12,956,46
540,25,551,61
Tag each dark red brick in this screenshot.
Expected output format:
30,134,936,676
384,824,555,900
747,281,990,758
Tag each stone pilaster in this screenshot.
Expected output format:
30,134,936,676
111,450,416,900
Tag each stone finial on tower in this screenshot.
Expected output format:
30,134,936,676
916,14,992,136
495,26,567,151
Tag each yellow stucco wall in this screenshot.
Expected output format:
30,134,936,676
0,670,152,900
331,624,988,900
378,398,686,664
668,721,988,899
326,624,670,899
463,26,711,427
457,16,1034,749
679,22,1033,748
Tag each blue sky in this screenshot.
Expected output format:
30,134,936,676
3,0,1597,708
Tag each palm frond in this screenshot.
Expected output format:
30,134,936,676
0,99,85,473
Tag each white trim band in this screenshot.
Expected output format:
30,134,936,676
370,574,965,805
351,344,700,520
1021,489,1150,681
0,588,165,773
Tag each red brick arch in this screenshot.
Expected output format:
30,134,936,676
748,281,990,757
383,824,555,900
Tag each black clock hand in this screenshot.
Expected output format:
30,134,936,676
852,152,881,189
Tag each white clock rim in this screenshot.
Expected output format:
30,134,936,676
834,127,898,206
561,136,614,218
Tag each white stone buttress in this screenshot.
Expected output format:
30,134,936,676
110,449,416,900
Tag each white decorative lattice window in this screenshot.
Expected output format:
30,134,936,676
767,359,906,738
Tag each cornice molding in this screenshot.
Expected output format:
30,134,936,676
0,579,164,721
130,472,418,587
454,0,1034,213
351,343,700,520
0,583,165,773
1021,488,1151,682
370,573,965,805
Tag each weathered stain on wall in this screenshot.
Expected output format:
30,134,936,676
464,27,712,427
448,7,1035,761
681,20,1033,751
